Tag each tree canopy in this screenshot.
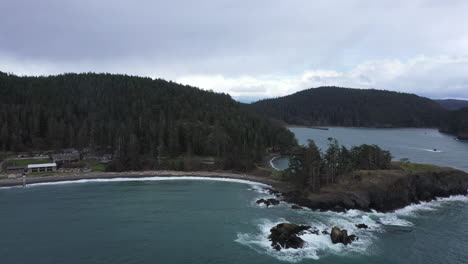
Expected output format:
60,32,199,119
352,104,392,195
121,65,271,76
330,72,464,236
440,107,468,140
250,86,447,127
287,139,392,191
0,71,296,171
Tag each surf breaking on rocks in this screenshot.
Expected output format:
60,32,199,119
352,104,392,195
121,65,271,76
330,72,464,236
236,187,468,262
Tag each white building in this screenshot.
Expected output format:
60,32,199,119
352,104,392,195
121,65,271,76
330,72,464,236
27,163,57,173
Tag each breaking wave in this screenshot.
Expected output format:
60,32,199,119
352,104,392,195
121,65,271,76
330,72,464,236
0,176,270,190
237,189,468,262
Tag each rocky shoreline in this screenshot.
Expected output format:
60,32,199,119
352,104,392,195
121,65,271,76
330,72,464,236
274,165,468,213
258,165,468,251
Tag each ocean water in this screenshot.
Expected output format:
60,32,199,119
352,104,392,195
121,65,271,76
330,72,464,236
1,179,467,263
1,128,468,263
272,127,468,171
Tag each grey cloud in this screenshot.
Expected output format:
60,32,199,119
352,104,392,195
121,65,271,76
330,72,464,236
1,0,468,98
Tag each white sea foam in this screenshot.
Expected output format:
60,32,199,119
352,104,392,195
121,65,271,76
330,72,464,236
238,187,468,262
236,219,323,262
0,176,270,190
248,185,271,195
393,195,468,216
249,186,284,208
236,217,375,262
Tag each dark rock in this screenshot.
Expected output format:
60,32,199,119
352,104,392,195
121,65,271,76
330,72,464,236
269,223,311,250
355,223,369,229
322,230,329,235
331,205,347,213
330,226,357,245
256,198,280,207
266,188,281,195
264,188,282,198
309,228,320,235
267,198,280,206
291,205,303,210
282,167,468,213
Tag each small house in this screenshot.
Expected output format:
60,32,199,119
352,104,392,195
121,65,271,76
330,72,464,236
27,163,57,173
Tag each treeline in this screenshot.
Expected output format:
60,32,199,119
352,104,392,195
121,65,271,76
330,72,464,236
250,86,447,127
440,107,468,140
0,71,296,171
287,139,391,192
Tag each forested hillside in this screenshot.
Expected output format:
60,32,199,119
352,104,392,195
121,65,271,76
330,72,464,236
250,87,447,127
435,99,468,111
0,71,296,170
440,107,468,140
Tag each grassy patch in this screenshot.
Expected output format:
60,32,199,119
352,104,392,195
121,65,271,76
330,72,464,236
393,161,439,173
255,164,286,179
90,162,107,172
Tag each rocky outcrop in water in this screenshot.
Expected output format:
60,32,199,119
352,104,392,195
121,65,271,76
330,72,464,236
268,223,360,250
268,223,311,250
330,227,357,245
283,166,468,212
355,224,369,229
264,188,282,197
256,198,280,207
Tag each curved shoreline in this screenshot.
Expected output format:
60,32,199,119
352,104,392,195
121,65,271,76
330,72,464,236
3,167,467,214
0,170,293,192
269,156,282,171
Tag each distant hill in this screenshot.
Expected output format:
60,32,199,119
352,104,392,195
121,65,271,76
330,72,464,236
0,71,296,171
440,107,468,140
434,99,468,111
249,86,447,127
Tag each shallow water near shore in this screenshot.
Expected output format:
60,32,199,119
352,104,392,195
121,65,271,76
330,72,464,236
1,179,467,263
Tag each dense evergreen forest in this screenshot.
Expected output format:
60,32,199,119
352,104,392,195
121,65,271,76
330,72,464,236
440,107,468,140
0,71,296,171
249,86,447,127
287,139,391,192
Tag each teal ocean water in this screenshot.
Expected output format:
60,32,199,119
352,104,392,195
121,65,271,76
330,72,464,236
1,128,468,263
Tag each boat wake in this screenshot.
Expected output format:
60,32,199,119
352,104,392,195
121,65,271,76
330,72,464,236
419,148,443,153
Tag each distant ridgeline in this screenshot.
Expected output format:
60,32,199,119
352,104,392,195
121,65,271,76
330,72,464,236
249,86,447,128
439,107,468,140
0,71,295,171
435,99,468,111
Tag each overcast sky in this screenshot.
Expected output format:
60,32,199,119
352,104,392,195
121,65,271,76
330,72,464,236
2,0,468,101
